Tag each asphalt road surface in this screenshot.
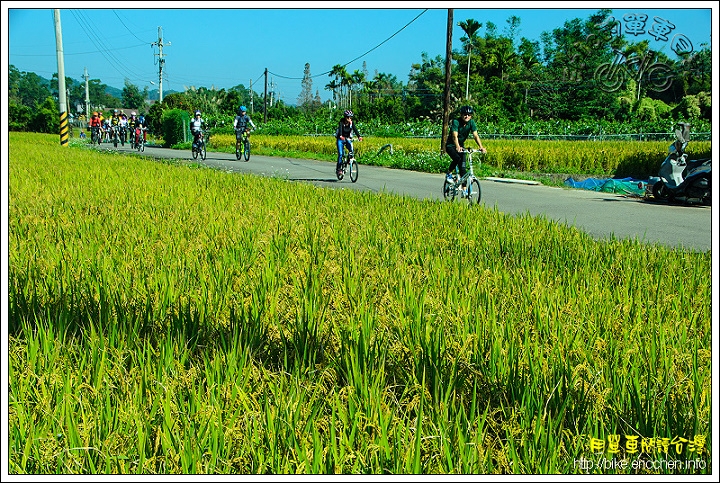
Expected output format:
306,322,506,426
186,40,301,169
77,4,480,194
104,142,713,252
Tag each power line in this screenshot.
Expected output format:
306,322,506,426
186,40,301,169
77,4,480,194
112,10,154,44
69,9,154,85
70,10,130,80
268,9,429,81
12,43,149,57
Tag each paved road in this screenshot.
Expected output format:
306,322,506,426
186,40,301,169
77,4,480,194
107,142,713,252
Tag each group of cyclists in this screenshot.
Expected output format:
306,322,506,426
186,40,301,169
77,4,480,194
88,109,147,146
88,103,488,187
331,105,487,186
189,105,256,152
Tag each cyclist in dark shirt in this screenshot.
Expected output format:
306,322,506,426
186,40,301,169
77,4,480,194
445,105,487,188
335,110,362,177
233,105,256,133
233,105,256,147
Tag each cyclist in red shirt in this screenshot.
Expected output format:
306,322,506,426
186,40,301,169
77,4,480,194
88,112,102,142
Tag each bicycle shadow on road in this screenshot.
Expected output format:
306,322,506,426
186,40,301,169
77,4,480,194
287,177,347,184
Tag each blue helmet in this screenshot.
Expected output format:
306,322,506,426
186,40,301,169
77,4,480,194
239,105,247,114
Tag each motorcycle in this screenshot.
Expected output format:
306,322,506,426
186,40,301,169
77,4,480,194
651,122,711,206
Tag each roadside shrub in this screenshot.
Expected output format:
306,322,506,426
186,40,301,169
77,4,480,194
162,108,191,147
672,95,702,120
29,97,59,134
9,100,33,132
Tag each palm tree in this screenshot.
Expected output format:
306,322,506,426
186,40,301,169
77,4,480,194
370,72,392,102
329,64,349,108
349,70,366,108
325,79,340,107
458,19,483,100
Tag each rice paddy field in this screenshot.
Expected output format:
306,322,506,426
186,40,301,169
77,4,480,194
204,133,713,180
7,132,713,475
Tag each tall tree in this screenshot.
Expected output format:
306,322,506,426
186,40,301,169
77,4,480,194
408,52,447,119
325,79,340,107
349,69,366,108
14,69,51,108
122,79,147,110
87,79,119,111
329,64,349,108
458,19,483,100
297,63,314,109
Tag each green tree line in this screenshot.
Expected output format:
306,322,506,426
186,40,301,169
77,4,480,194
8,9,711,137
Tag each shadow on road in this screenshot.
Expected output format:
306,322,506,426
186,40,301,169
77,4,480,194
288,177,344,184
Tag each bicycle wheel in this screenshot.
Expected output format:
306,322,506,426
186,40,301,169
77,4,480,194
646,62,674,93
244,140,250,161
349,158,358,182
443,179,456,201
140,140,145,152
594,63,625,92
192,145,199,160
466,178,482,205
200,142,207,160
235,139,242,160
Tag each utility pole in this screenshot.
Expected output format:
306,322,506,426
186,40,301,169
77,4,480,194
54,9,69,146
270,77,275,107
264,68,268,123
84,67,90,125
249,78,254,114
441,8,453,154
152,27,170,103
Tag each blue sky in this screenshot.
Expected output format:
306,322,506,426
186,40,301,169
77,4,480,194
4,2,716,106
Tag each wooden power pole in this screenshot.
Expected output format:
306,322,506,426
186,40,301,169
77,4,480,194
441,9,453,154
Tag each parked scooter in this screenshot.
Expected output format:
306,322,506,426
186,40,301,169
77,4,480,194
651,122,711,206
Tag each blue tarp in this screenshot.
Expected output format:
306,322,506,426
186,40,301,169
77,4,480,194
564,177,648,196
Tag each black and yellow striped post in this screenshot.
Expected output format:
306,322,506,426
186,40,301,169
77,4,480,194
54,9,69,147
59,110,69,146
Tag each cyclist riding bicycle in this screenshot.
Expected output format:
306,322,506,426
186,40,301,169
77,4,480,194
335,109,363,178
128,112,137,141
445,105,487,189
110,109,120,128
118,111,128,141
108,109,121,140
136,115,147,144
233,105,256,134
190,110,206,150
89,111,102,140
102,118,111,142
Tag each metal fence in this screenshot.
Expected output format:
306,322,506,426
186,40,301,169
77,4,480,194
477,132,712,142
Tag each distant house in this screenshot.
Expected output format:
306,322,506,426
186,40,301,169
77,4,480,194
106,107,141,115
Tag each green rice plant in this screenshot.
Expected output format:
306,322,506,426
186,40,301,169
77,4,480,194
8,133,711,475
199,133,710,179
